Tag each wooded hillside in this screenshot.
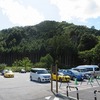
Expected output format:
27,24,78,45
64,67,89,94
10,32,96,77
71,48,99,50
0,20,100,67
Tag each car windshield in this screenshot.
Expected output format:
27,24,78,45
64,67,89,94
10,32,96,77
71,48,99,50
37,70,48,74
86,68,93,71
95,67,100,71
71,70,80,75
76,68,87,72
63,72,68,76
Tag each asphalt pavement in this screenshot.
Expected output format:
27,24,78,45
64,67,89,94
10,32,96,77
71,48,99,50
0,73,100,100
56,79,100,100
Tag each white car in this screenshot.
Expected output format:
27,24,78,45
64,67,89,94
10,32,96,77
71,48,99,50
30,68,50,82
75,65,100,77
1,69,8,75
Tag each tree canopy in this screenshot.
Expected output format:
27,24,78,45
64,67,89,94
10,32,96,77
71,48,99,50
0,20,100,67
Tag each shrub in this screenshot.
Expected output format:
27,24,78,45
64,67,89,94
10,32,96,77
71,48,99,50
33,62,47,68
0,63,7,72
12,57,33,72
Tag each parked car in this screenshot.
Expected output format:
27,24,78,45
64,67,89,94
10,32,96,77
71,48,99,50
52,72,71,82
4,70,14,78
20,69,26,73
72,67,91,79
1,69,8,75
76,65,100,77
63,69,84,81
30,68,50,82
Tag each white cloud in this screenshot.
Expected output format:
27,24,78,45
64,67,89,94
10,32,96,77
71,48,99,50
50,0,100,22
0,0,45,26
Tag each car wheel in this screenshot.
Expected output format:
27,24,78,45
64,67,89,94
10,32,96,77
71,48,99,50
38,77,41,82
59,78,62,82
73,77,76,81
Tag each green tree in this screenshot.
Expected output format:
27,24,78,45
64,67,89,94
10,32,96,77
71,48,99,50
78,49,94,64
0,63,6,72
34,62,47,68
93,43,100,63
20,57,33,71
40,54,54,69
12,57,33,71
78,34,98,51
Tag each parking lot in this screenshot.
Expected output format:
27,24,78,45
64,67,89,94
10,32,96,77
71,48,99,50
0,72,100,100
0,73,53,100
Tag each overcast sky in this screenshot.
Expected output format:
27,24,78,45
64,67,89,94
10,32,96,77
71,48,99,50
0,0,100,30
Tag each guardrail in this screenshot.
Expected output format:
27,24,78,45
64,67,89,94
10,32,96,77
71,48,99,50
66,86,79,100
94,90,100,100
59,78,70,88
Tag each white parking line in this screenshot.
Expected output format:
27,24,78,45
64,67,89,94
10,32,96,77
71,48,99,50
53,97,59,100
45,96,51,100
45,96,59,100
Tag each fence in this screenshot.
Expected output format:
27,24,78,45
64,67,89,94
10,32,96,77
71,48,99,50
94,90,100,100
66,86,79,100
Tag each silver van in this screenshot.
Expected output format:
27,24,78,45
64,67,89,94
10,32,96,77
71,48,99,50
76,65,100,77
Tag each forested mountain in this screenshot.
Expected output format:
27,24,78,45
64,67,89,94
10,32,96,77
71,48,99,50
0,20,100,67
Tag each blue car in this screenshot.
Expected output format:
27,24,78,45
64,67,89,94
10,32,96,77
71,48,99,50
72,67,91,79
63,69,84,81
